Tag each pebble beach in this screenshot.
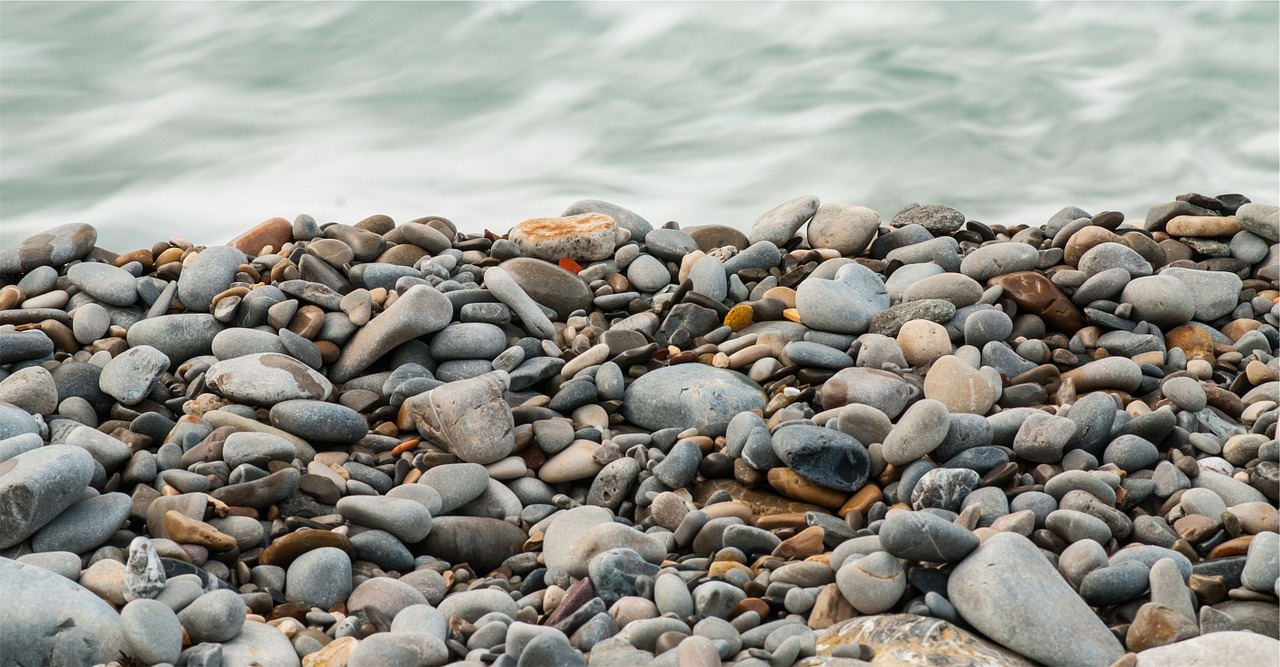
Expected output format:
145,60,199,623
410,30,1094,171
0,194,1277,667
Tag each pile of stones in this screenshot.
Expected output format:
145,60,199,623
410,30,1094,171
0,193,1276,667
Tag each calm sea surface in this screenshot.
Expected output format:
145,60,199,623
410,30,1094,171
2,1,1277,250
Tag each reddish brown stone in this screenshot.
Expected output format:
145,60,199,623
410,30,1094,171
228,217,292,257
988,271,1084,333
1064,226,1120,266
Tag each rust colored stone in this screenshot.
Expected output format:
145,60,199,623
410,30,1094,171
229,217,292,257
987,271,1085,333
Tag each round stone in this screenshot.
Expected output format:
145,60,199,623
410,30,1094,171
882,399,950,466
1161,376,1206,412
837,551,906,614
176,246,247,313
795,263,889,334
120,599,183,666
285,546,352,609
807,203,880,256
924,356,998,415
71,303,111,344
348,577,428,621
1121,275,1196,327
0,366,58,416
623,364,766,431
626,254,671,292
177,589,246,643
430,322,508,361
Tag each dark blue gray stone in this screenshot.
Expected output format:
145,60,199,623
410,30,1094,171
770,424,869,492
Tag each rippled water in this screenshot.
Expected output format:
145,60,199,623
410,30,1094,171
2,2,1277,250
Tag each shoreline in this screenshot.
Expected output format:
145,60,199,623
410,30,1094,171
1,194,1278,667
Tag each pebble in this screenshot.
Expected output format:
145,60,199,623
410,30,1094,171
623,364,766,431
285,546,353,609
409,370,514,464
879,509,979,563
749,195,819,247
177,589,247,643
806,202,879,256
0,444,95,549
509,212,618,262
0,557,124,665
949,533,1125,666
121,598,184,666
68,261,138,306
836,551,906,614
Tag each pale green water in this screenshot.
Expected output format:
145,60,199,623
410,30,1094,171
2,1,1277,250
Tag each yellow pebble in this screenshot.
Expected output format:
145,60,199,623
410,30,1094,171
724,304,754,331
782,308,802,324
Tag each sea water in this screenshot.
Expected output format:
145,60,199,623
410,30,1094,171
2,1,1277,249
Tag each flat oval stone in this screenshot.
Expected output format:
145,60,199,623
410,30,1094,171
562,199,652,240
269,399,367,443
509,213,617,262
31,492,130,554
960,242,1039,282
818,367,918,419
126,314,223,366
415,516,527,575
330,284,453,383
430,322,507,361
623,364,766,431
880,510,979,563
259,529,352,568
337,496,432,543
205,352,333,405
67,262,137,306
0,222,97,273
